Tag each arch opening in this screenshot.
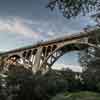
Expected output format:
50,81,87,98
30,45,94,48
41,42,99,71
6,55,21,65
51,51,82,72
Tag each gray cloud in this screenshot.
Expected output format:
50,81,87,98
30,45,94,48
0,15,96,40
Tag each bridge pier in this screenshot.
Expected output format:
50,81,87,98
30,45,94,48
32,47,43,73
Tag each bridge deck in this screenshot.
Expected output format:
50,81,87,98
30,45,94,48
0,28,100,56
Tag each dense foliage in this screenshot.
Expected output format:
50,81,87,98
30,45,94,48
47,0,100,19
79,31,100,92
0,64,100,100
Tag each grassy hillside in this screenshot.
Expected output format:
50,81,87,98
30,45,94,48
51,91,100,100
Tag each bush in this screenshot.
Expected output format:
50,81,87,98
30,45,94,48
96,82,100,92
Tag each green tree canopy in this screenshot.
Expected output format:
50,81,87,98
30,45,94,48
47,0,100,19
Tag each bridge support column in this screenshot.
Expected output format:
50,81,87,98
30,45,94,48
40,63,49,74
32,47,42,73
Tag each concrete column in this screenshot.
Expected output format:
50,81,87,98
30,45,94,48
32,47,42,73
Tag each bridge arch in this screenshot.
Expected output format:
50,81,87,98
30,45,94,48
2,54,22,67
41,42,99,70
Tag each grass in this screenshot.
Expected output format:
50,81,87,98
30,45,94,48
51,91,100,100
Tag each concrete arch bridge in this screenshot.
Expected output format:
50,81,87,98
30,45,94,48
0,28,100,73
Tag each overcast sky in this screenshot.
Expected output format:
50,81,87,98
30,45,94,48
0,0,96,69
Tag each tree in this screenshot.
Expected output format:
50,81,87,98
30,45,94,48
47,0,99,19
79,30,100,69
79,30,100,91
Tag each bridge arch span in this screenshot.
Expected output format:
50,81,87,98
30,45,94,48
41,42,99,70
